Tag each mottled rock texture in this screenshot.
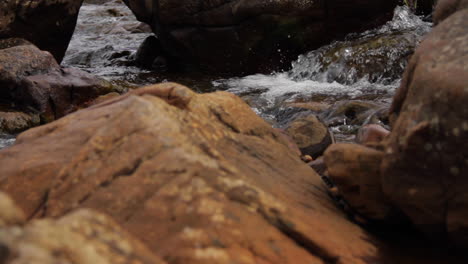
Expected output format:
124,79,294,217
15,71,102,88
0,192,166,264
1,83,458,263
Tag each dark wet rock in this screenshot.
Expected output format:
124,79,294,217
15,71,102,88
290,30,425,85
135,36,163,69
123,0,399,74
383,7,468,248
1,82,461,263
0,0,84,62
433,0,468,24
0,111,40,134
0,44,121,125
0,192,166,264
284,114,333,158
417,0,437,15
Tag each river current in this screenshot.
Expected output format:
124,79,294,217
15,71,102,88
0,2,431,149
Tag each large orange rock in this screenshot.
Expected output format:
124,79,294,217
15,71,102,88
0,192,165,264
0,83,463,263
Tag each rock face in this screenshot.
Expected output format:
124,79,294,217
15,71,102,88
383,3,468,248
0,0,84,62
433,0,468,24
0,42,119,128
123,0,399,74
0,192,166,264
0,82,454,263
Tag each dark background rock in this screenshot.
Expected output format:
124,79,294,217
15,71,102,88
122,0,399,74
134,35,164,69
0,0,84,63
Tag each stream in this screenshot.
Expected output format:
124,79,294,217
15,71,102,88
0,1,431,149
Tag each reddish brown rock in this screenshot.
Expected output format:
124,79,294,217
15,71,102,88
0,192,165,264
324,144,392,221
0,83,465,263
383,7,468,248
433,0,468,24
0,43,119,125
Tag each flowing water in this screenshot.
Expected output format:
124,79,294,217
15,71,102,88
0,3,431,149
214,6,431,126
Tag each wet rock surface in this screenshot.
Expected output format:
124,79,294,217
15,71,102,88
0,0,84,62
1,83,460,263
123,0,399,74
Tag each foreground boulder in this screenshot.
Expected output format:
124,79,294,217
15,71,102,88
383,4,468,248
0,42,119,129
0,0,84,62
323,0,468,250
0,192,165,264
0,83,460,263
123,0,399,74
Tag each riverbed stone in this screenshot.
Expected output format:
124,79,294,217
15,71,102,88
0,43,120,125
122,0,399,74
284,114,333,158
324,144,392,221
383,7,468,248
0,0,84,62
0,111,40,134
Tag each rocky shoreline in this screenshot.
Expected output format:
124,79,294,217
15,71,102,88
0,0,467,263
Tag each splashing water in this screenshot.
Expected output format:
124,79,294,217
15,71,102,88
214,6,431,123
0,133,15,150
